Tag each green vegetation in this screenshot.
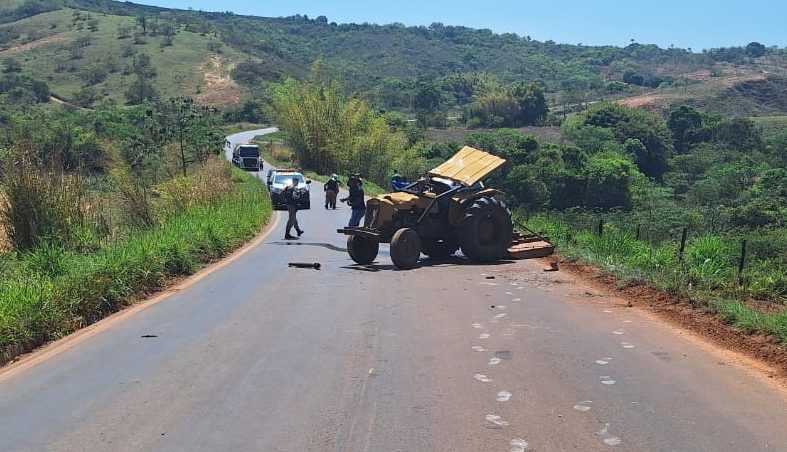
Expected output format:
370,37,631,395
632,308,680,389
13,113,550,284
524,212,787,343
0,158,268,362
1,0,787,361
0,97,270,364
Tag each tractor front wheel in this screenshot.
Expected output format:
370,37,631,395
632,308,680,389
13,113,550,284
347,235,379,265
390,228,422,269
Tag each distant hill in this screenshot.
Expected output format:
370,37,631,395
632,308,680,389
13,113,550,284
1,0,785,119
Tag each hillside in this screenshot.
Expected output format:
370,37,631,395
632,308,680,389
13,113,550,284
0,0,786,119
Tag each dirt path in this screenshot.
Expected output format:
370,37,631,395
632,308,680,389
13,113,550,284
0,35,69,55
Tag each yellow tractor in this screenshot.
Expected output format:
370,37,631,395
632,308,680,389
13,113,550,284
337,146,517,269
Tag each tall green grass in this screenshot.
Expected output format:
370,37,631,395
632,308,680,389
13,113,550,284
0,162,269,364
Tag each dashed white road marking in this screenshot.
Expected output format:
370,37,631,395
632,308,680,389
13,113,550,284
613,329,625,335
596,358,612,365
472,323,484,329
479,333,491,339
496,391,512,402
489,357,502,366
574,400,592,411
485,414,510,426
471,345,487,352
597,423,622,446
474,373,492,383
621,342,635,349
510,438,528,452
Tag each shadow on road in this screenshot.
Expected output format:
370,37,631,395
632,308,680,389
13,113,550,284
340,256,519,272
271,241,347,252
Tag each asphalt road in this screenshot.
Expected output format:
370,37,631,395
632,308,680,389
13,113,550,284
1,131,787,451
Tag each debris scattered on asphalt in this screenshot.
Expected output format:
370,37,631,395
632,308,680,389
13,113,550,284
544,261,559,272
288,262,321,270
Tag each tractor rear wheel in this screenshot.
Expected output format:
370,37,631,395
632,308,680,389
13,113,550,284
457,197,513,263
347,235,379,264
390,228,422,269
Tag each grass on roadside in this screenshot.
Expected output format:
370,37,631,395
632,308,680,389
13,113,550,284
0,162,270,364
521,211,787,345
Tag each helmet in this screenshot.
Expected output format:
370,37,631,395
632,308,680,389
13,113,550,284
331,174,339,180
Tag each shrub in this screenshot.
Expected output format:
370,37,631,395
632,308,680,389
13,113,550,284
0,150,88,251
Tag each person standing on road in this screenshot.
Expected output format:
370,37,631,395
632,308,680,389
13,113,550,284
282,177,305,239
341,174,365,227
324,174,341,209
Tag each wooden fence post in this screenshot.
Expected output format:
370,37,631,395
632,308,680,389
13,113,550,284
678,227,688,262
738,239,747,287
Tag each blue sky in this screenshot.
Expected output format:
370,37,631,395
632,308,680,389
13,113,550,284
134,0,785,51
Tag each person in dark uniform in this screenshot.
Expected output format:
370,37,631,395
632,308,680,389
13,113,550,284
282,177,305,239
324,174,341,209
341,174,365,227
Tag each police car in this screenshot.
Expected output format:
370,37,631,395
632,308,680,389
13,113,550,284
266,169,311,210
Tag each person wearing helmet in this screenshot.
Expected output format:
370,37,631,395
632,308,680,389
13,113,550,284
324,174,342,209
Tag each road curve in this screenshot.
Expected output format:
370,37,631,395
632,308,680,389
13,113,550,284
1,136,787,451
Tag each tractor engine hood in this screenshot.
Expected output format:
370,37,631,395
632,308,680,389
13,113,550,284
428,145,506,187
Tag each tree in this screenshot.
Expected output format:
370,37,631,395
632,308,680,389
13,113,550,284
745,42,766,58
137,15,148,35
581,102,673,180
159,21,177,47
413,79,442,126
124,53,158,105
715,117,763,153
584,152,640,210
267,59,404,184
2,57,22,74
464,81,547,127
160,97,223,177
667,105,703,154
